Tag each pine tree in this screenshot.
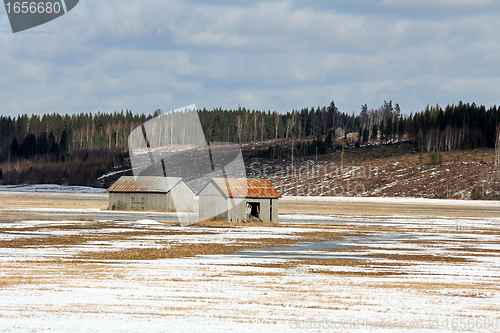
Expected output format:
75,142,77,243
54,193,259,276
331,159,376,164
10,137,20,157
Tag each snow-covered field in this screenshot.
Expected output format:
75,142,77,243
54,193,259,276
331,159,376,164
1,195,500,332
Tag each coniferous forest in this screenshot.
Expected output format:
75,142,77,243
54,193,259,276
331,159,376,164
0,101,499,186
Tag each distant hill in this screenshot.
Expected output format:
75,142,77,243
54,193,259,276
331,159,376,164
244,141,499,200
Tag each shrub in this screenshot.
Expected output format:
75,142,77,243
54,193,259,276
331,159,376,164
470,185,484,200
428,152,443,165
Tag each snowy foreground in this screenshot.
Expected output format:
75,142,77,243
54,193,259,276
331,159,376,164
1,204,500,332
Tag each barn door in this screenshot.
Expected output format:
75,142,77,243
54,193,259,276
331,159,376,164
131,196,145,210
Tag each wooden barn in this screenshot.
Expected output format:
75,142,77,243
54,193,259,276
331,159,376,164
197,178,281,223
108,176,194,212
334,127,345,139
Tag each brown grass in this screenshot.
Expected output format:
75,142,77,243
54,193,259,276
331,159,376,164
372,253,471,262
0,262,126,288
361,281,500,293
226,257,411,278
0,275,39,287
0,228,212,248
0,234,96,248
446,246,500,253
0,192,108,210
279,198,500,218
76,237,298,261
295,258,371,266
297,231,343,241
404,238,477,245
226,262,296,270
78,244,238,260
195,219,280,228
0,212,66,222
314,270,406,277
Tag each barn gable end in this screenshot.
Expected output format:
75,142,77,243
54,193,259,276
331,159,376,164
107,176,194,212
198,178,280,223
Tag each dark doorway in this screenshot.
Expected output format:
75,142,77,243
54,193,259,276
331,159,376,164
247,202,260,218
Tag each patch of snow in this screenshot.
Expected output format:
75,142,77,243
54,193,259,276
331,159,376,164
135,219,163,225
0,184,106,193
97,169,132,181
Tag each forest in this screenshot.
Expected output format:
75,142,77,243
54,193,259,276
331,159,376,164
0,101,498,186
200,101,499,153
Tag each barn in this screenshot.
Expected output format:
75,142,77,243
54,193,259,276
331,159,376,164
197,178,281,223
107,176,194,212
334,127,345,139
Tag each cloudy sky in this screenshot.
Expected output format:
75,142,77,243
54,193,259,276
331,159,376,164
1,0,500,118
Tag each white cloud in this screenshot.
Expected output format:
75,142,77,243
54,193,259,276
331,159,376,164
440,77,500,96
382,0,493,7
0,0,500,117
238,91,261,107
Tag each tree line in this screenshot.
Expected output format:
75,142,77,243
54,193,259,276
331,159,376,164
199,101,500,153
1,101,499,164
0,110,152,162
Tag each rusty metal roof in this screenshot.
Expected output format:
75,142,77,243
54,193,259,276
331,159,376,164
210,178,281,198
107,176,185,193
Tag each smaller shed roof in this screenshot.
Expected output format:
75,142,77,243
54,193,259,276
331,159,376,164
107,176,188,193
199,178,281,198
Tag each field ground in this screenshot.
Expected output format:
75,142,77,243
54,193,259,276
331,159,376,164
1,191,500,332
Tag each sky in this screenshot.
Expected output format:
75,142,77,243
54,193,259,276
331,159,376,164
1,0,500,118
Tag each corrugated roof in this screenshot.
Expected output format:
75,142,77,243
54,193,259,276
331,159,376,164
211,178,281,198
107,176,184,193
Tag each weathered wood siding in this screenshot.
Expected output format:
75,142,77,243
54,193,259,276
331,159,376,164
109,181,194,212
198,182,228,220
109,192,168,211
198,183,279,222
169,181,194,212
225,197,247,222
230,198,278,222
